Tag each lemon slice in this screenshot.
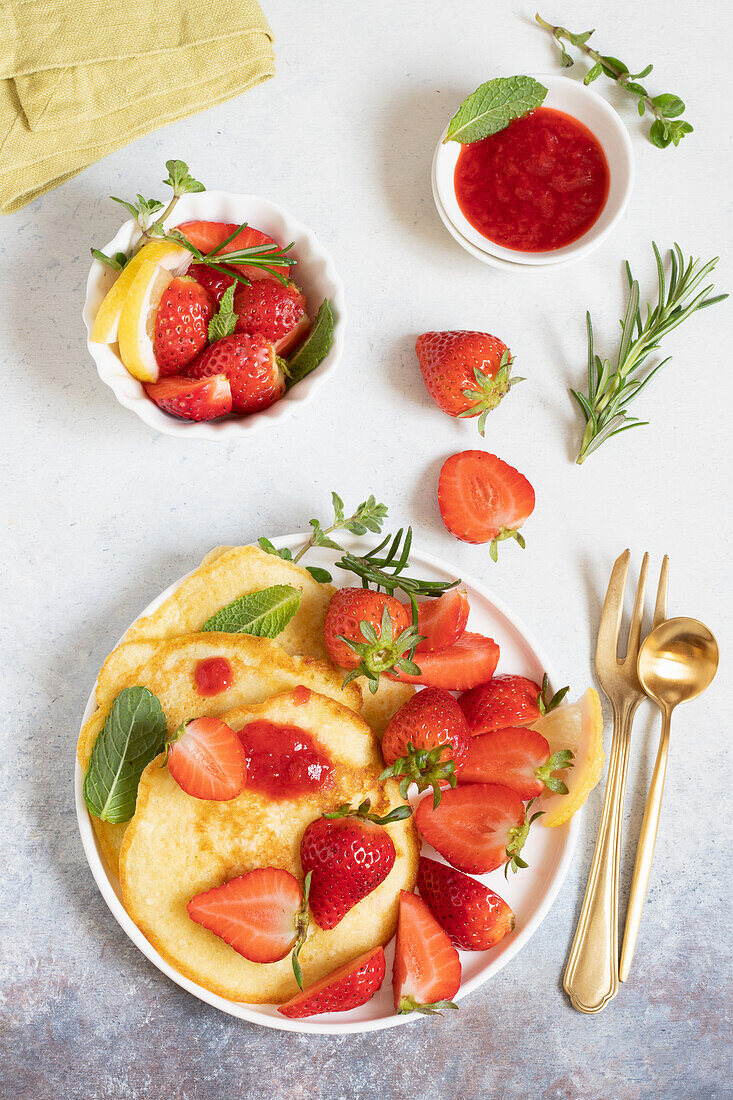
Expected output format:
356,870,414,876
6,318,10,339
117,260,174,382
532,688,604,827
90,240,189,344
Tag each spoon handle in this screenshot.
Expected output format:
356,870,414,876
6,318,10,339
619,705,672,982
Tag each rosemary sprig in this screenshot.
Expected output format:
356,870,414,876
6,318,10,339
166,222,296,288
258,492,389,582
571,243,727,464
535,14,693,148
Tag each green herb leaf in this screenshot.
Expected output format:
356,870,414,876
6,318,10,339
306,566,333,583
91,248,129,272
111,194,165,230
445,75,547,144
649,119,671,148
208,284,238,342
202,585,301,637
163,159,205,196
286,299,334,388
83,687,167,824
584,61,602,85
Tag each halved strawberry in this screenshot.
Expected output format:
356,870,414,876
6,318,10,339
153,276,214,375
460,727,573,799
438,451,535,558
393,891,461,1014
388,632,500,691
415,783,537,875
403,589,470,653
143,374,232,421
459,675,568,736
278,946,386,1018
187,867,308,967
185,332,286,415
380,687,471,806
417,857,515,951
176,221,289,282
234,279,311,355
188,263,235,304
166,716,245,800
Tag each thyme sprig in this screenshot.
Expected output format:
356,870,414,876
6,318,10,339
535,14,693,148
571,243,727,464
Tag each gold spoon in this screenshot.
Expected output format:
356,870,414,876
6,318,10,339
619,616,719,982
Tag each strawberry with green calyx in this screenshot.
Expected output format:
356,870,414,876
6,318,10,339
301,798,412,930
415,331,524,437
380,687,471,808
323,589,423,694
459,673,570,737
503,799,545,879
537,673,570,716
393,891,461,1015
438,451,536,557
461,726,574,799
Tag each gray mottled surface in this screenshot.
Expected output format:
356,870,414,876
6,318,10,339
1,1,732,1097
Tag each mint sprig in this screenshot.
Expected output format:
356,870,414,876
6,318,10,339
444,76,547,145
83,687,167,824
201,585,301,636
208,284,238,342
286,299,334,388
259,492,388,583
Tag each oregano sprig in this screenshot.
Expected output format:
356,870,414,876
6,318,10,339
258,492,389,583
535,14,693,148
571,243,727,463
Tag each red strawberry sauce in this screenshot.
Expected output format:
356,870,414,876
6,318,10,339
238,721,334,799
454,107,609,252
194,657,233,696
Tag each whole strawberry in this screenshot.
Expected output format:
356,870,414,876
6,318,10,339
185,332,286,414
323,588,421,693
234,279,311,355
188,263,236,304
154,276,214,375
380,687,471,807
300,798,412,930
415,331,521,436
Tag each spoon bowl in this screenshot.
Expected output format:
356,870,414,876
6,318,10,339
637,616,719,709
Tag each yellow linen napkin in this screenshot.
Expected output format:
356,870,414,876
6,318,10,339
0,0,275,213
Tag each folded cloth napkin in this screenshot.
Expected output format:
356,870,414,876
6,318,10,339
0,0,275,213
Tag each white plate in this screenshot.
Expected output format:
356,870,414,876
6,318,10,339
432,74,634,269
75,533,580,1034
83,192,347,440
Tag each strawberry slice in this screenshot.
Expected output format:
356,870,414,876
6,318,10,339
388,632,499,691
176,221,289,282
278,946,386,1018
459,675,543,736
166,716,245,801
393,891,461,1014
234,279,311,355
188,263,236,304
187,867,307,965
185,333,285,415
415,783,535,875
403,589,470,653
154,276,214,375
144,374,232,421
417,857,515,951
461,727,573,799
438,450,535,558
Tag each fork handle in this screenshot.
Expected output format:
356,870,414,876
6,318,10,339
619,705,671,982
563,703,635,1013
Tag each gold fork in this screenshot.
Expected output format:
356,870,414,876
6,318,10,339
563,549,669,1013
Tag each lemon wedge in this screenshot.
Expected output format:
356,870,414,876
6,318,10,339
532,688,604,827
117,260,175,382
90,240,189,344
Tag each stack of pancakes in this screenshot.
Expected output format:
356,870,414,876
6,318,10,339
77,545,419,1003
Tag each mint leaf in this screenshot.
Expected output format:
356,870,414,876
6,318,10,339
202,585,301,636
208,284,238,342
111,194,164,230
286,299,334,388
83,687,167,824
163,159,205,196
445,76,547,144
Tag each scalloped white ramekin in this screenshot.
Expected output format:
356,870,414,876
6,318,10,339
83,191,346,440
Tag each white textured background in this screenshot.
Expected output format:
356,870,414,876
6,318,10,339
1,1,731,1096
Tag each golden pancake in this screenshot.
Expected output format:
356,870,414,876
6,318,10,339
119,689,419,1003
358,678,414,739
122,544,335,660
78,634,362,875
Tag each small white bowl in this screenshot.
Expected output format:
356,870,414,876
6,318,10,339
83,192,346,440
433,75,634,269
